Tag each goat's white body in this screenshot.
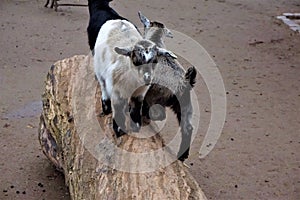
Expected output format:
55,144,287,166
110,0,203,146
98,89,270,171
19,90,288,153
94,20,149,103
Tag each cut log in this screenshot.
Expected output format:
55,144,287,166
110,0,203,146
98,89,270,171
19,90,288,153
38,55,207,200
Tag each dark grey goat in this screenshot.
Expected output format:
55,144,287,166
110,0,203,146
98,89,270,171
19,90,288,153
139,12,197,162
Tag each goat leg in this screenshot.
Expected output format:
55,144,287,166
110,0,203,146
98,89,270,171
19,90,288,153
129,96,143,132
178,123,193,161
44,0,50,7
50,0,54,8
101,99,112,115
112,98,127,137
176,102,193,162
54,0,59,11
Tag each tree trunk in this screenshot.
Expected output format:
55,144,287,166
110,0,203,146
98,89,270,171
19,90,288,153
38,55,207,200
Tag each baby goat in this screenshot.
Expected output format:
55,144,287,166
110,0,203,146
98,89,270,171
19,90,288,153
87,0,127,52
94,19,177,137
139,12,197,161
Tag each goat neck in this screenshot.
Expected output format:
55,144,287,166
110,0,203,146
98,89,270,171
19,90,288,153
145,27,166,48
88,0,111,15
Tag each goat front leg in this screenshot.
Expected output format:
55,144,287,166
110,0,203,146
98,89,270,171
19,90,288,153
129,95,144,132
112,98,127,137
97,76,112,115
101,99,112,115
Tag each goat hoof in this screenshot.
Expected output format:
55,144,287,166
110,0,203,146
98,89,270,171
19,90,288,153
130,121,141,132
178,152,189,162
113,119,126,137
178,156,188,162
115,128,126,138
102,99,112,115
142,116,151,125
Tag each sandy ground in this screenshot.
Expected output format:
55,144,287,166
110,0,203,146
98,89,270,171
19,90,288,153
0,0,299,199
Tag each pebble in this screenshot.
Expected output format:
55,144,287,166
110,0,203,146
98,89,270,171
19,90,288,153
38,183,44,188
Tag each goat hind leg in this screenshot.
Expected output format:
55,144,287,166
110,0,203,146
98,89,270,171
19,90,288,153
178,123,193,161
97,77,112,115
50,0,55,8
177,104,193,161
44,0,50,7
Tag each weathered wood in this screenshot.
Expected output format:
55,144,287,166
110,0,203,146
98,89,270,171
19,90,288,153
38,55,207,200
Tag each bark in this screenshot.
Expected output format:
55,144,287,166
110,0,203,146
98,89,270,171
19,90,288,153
38,55,207,200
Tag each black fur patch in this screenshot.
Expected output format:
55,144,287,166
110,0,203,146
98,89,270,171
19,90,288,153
129,96,143,132
150,21,165,28
185,66,197,88
87,0,127,51
101,99,112,115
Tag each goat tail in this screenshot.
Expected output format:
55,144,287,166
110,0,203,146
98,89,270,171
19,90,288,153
185,66,197,88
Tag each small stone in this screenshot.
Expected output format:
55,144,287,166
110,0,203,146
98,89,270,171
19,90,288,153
3,123,10,128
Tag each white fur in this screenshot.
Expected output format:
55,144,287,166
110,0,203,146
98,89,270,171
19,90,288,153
94,20,144,101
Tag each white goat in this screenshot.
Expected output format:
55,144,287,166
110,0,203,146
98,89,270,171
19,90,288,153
94,19,177,137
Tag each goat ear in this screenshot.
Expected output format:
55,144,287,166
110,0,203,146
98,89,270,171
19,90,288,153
138,11,151,28
185,66,197,88
164,28,173,38
114,47,131,57
157,47,177,59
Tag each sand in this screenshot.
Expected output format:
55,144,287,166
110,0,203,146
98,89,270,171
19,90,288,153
0,0,299,199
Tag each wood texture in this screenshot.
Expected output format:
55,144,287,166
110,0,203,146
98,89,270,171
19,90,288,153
38,55,207,200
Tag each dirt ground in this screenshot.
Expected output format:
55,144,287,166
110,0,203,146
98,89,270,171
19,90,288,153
0,0,299,199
